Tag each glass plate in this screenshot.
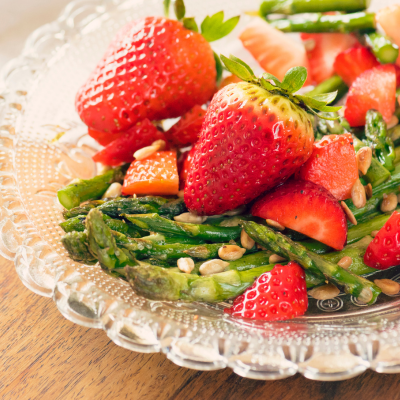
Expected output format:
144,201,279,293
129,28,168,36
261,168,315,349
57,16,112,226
2,0,400,381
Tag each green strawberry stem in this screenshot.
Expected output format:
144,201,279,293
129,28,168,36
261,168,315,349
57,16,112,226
306,75,348,100
364,32,399,64
123,213,241,242
61,231,97,265
260,0,370,16
242,221,381,304
268,12,376,33
57,165,128,210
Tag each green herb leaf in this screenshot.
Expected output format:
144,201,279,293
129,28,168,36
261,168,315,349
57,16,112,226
173,0,185,20
201,11,240,42
163,0,171,17
183,17,198,32
261,72,282,88
229,55,255,77
280,67,308,93
220,54,255,81
260,77,277,91
307,91,338,105
214,52,223,85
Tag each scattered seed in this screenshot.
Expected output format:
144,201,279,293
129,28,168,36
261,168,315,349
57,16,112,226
269,254,286,263
380,192,398,213
341,201,357,225
102,182,122,199
356,147,372,175
371,230,379,238
151,139,166,151
134,144,158,160
351,179,366,209
174,212,208,224
266,219,285,231
374,279,400,295
337,256,352,269
177,258,195,274
364,183,373,199
308,283,340,300
177,190,185,198
241,229,255,250
218,245,246,261
357,287,373,304
199,259,229,275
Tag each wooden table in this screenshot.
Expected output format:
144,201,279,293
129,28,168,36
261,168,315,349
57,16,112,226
1,257,400,400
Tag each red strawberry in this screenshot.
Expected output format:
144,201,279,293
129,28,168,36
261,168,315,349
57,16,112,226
345,64,396,127
225,262,308,321
92,119,167,166
76,17,216,134
394,64,400,88
334,46,380,86
301,33,358,84
252,179,347,250
165,105,206,147
364,211,400,270
88,128,123,146
297,133,359,201
179,145,196,189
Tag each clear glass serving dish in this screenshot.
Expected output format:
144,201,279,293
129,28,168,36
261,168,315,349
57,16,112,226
2,0,400,382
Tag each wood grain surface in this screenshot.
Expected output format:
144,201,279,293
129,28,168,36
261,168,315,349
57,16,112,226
1,256,400,400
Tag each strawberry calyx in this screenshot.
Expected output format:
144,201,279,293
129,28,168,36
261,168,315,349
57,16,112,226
220,54,342,120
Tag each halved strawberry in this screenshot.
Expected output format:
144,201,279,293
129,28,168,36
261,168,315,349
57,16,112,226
364,211,400,270
178,145,196,190
165,105,206,147
239,19,312,84
92,119,166,166
345,64,396,127
394,64,400,88
88,128,123,146
301,33,358,84
252,179,347,250
225,262,308,321
297,133,359,201
334,46,380,86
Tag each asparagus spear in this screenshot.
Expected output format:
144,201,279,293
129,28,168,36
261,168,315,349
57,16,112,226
242,221,381,304
316,113,351,136
63,200,104,219
390,125,400,147
97,198,159,218
306,75,348,100
364,32,399,64
141,233,205,245
57,165,128,210
125,262,275,302
158,198,188,218
365,110,395,171
301,240,332,254
269,12,376,34
61,231,97,265
124,213,241,242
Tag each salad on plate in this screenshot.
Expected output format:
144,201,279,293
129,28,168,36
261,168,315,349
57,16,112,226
56,0,400,322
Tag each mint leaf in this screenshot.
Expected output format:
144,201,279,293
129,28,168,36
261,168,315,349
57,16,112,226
201,11,240,42
163,0,171,17
307,91,338,105
260,77,278,91
229,55,255,77
297,94,342,120
214,52,223,85
280,67,308,93
183,17,198,32
173,0,185,20
261,72,282,88
220,55,255,81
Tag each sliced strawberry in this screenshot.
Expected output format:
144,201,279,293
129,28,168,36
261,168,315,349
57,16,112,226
225,262,308,321
364,211,400,270
88,128,123,147
301,33,358,84
122,151,179,196
345,64,396,127
165,105,206,147
252,179,347,250
297,133,358,201
334,46,380,86
178,145,196,190
394,64,400,88
92,119,166,166
239,19,312,85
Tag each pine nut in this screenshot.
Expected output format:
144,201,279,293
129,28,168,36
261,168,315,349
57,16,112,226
356,147,372,175
269,254,286,263
102,182,122,199
134,145,158,160
151,139,166,151
364,183,373,199
371,230,379,238
351,179,366,209
199,259,229,275
218,245,246,261
257,244,268,251
380,193,398,213
308,283,340,300
341,201,357,225
223,205,246,216
374,279,400,295
177,190,185,198
387,115,399,129
337,256,352,269
174,212,208,224
177,258,195,274
241,229,255,250
357,287,373,304
266,219,285,231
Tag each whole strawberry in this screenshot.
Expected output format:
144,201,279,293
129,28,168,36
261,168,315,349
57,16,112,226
225,261,308,321
75,6,239,134
184,56,341,215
